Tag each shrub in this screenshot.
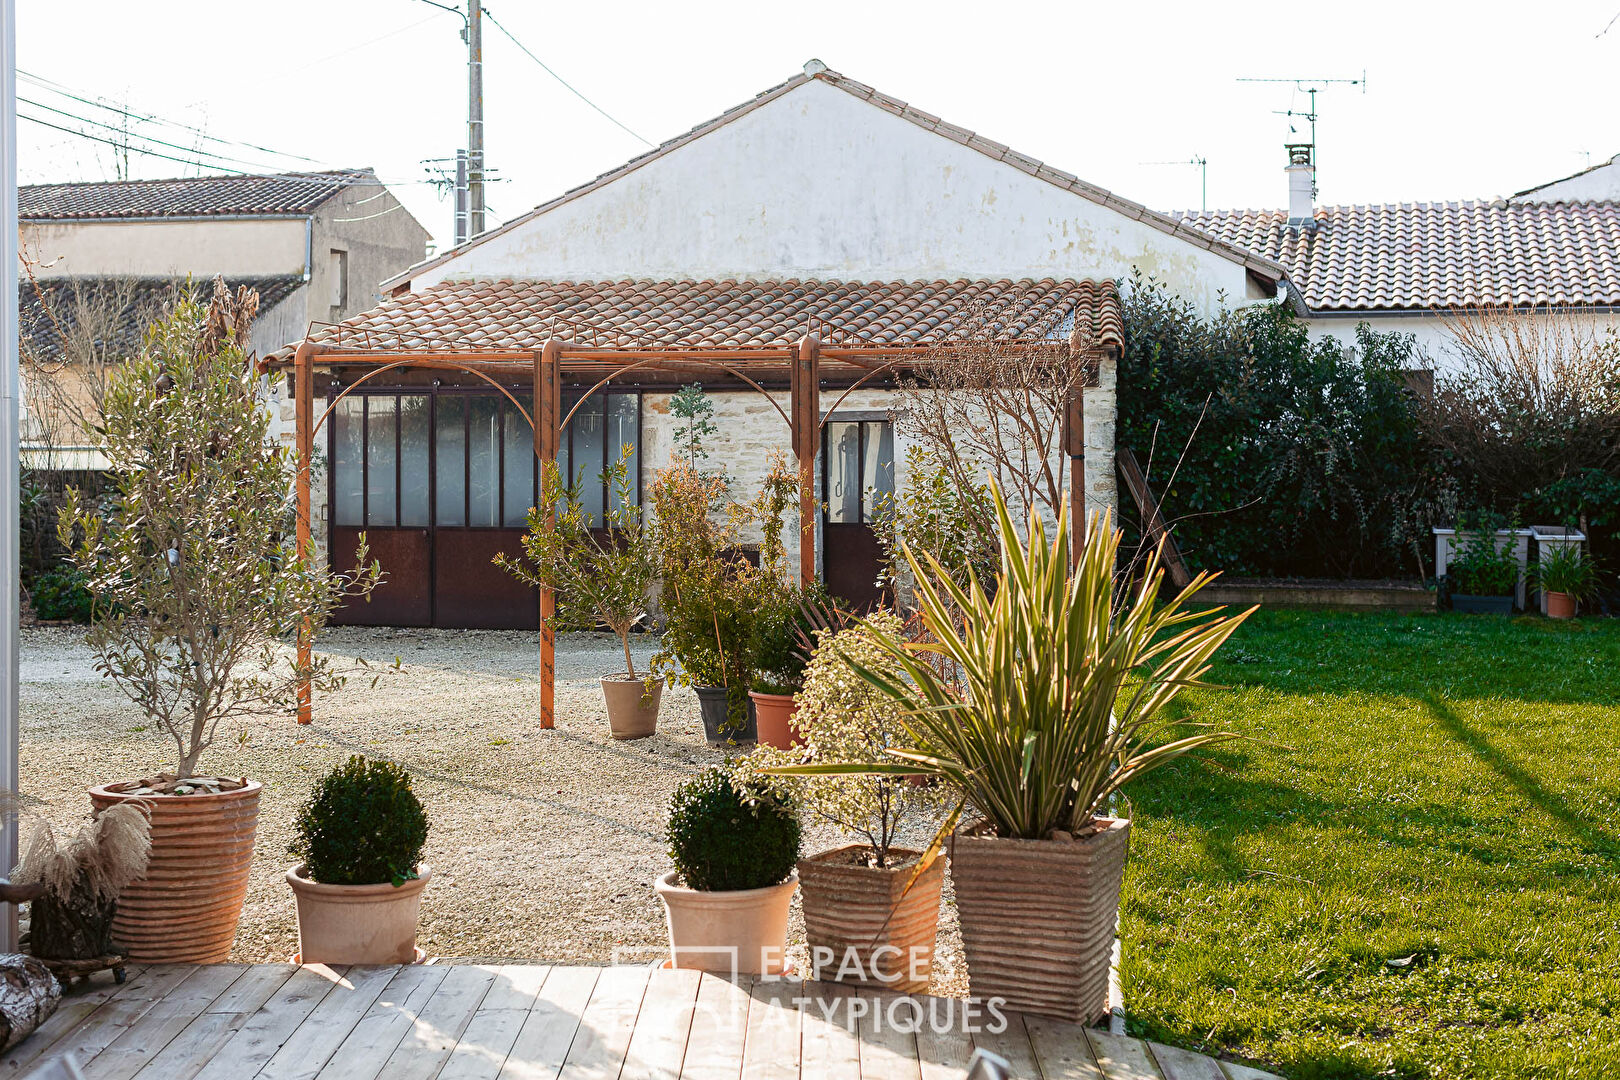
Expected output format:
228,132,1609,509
291,756,429,887
1535,546,1599,600
666,766,800,891
1448,520,1520,597
28,568,92,622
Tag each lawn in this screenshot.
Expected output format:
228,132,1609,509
1121,609,1620,1080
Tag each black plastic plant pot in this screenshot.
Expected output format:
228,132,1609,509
694,686,756,745
1452,594,1514,614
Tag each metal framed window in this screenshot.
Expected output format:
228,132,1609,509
821,418,894,525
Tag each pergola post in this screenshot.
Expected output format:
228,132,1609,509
535,339,562,729
294,342,315,724
792,334,820,586
1064,331,1087,564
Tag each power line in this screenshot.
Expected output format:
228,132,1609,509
19,95,291,174
480,8,653,147
19,112,254,174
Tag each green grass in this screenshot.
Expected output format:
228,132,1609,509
1121,609,1620,1080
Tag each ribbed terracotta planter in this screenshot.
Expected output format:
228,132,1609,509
949,818,1130,1023
799,845,944,994
1546,591,1577,619
89,780,261,964
748,691,799,749
286,862,431,965
602,675,663,739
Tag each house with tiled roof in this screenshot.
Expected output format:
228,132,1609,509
1178,147,1620,367
275,61,1290,628
17,168,429,467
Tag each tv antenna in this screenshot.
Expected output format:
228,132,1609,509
1141,156,1208,211
1237,72,1366,192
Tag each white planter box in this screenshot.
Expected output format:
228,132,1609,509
1433,527,1531,610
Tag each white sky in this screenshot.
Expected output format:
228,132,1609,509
16,0,1620,252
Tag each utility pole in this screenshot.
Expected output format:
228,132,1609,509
1,0,22,952
467,0,485,238
454,149,469,245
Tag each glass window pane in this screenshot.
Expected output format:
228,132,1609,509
366,396,397,527
608,394,639,513
572,395,605,526
435,395,466,527
468,395,501,527
862,421,895,518
826,421,860,524
503,395,535,527
399,395,430,527
332,395,364,526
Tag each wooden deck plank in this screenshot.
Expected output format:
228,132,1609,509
194,965,351,1078
80,965,257,1080
441,964,581,1080
19,966,204,1078
740,978,800,1080
1087,1031,1165,1080
0,966,149,1077
619,967,701,1080
128,965,301,1080
481,966,552,1013
1219,1063,1284,1080
497,964,599,1080
556,965,653,1080
969,1013,1042,1080
315,964,451,1080
1021,1014,1105,1080
1148,1043,1226,1080
253,964,401,1080
382,964,501,1080
799,983,860,1080
678,974,751,1080
854,991,920,1080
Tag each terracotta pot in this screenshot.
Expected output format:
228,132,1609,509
601,674,663,739
286,862,431,965
1546,591,1577,619
654,870,797,975
949,818,1130,1023
89,780,261,964
798,845,944,994
748,690,799,749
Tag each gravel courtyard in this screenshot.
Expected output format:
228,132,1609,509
18,625,966,991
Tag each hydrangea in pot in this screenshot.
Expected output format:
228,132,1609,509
655,766,800,975
287,756,431,964
749,611,948,993
789,482,1252,1022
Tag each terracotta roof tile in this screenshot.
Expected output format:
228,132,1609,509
279,278,1122,359
1177,201,1620,311
19,169,372,220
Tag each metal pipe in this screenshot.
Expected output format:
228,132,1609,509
0,0,19,951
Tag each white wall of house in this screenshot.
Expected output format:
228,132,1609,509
21,217,307,279
409,80,1263,317
1305,311,1620,374
1510,153,1620,203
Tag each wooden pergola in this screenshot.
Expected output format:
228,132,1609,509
279,328,1104,728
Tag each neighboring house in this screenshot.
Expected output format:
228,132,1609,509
272,61,1289,629
1178,147,1620,367
17,169,430,466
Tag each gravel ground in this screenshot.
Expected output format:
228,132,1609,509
18,625,967,994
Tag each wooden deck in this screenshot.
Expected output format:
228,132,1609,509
0,964,1282,1080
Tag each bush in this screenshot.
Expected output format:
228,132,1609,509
1448,521,1520,598
28,568,92,622
292,756,429,887
666,766,799,891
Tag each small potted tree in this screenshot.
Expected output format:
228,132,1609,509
15,804,150,973
655,766,800,975
59,281,381,963
749,612,948,992
501,450,661,739
1535,546,1598,619
287,756,431,964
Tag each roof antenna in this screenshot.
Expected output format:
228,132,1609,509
1236,71,1366,198
1141,155,1208,211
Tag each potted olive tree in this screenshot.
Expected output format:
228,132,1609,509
655,766,801,975
788,483,1251,1022
749,612,948,993
500,451,661,739
1535,546,1598,619
58,281,381,964
287,756,431,964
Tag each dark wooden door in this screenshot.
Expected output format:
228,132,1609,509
432,529,538,630
332,526,432,626
821,418,895,611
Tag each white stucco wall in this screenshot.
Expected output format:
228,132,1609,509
409,80,1260,316
21,217,307,279
1305,311,1620,375
1511,154,1620,203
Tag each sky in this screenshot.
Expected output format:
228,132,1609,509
14,0,1620,253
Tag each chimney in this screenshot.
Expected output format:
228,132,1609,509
1285,143,1316,227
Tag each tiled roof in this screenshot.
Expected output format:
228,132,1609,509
19,170,371,220
1177,201,1620,311
277,278,1122,358
380,65,1287,292
19,276,305,363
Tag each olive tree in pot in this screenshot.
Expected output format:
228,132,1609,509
1535,545,1598,619
287,756,431,964
655,766,801,974
58,281,381,963
749,611,948,993
794,482,1252,1022
500,451,661,738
